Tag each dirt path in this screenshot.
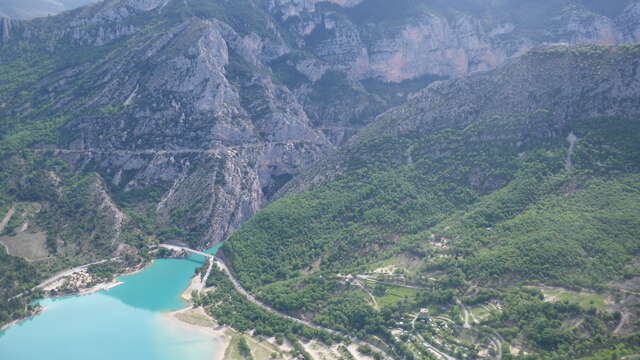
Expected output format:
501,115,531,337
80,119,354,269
356,275,428,290
354,279,379,310
456,298,471,329
482,327,504,360
0,205,15,232
614,312,630,335
0,205,16,255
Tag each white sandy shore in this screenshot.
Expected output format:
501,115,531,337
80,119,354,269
0,318,20,332
181,273,203,302
78,280,123,295
164,307,231,360
161,273,233,360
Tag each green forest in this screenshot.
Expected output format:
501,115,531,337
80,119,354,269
222,114,640,358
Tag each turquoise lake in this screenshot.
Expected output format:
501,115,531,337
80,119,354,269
0,244,223,360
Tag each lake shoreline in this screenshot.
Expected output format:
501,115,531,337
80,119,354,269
0,260,150,332
0,251,231,360
164,307,232,360
165,272,233,360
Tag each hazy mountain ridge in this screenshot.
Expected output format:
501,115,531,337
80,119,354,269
0,0,97,20
264,0,640,81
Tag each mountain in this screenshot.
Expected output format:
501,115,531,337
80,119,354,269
0,0,640,354
0,0,97,19
222,44,640,359
1,0,639,253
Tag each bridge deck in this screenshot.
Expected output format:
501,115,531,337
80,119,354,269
159,244,213,258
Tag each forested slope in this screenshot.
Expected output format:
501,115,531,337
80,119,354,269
223,45,640,359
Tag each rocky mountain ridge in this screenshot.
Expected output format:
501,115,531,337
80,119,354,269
0,0,96,20
265,0,640,81
280,43,640,197
1,0,640,253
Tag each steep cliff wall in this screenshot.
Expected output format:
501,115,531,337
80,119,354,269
1,0,640,252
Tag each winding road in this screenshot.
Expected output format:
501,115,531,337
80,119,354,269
411,313,458,360
160,244,394,359
200,257,214,290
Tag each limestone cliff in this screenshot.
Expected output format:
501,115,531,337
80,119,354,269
1,0,640,252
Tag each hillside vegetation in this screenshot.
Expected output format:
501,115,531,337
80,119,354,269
223,45,640,359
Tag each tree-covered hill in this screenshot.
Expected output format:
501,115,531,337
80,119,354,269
223,44,640,359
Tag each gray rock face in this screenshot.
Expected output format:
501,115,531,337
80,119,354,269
265,0,640,81
0,17,11,42
2,0,640,250
366,45,640,140
282,44,640,195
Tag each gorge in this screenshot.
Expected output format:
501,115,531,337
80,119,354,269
1,1,640,359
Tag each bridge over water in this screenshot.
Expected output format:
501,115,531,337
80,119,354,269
159,244,214,290
158,244,213,259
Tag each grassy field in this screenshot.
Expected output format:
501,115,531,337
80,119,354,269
0,202,49,260
469,305,494,322
224,333,282,360
534,286,607,311
376,286,421,308
0,231,48,260
174,308,218,328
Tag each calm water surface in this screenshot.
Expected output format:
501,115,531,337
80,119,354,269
0,244,223,360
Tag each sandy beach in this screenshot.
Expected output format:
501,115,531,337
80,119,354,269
164,307,231,360
161,272,233,360
77,280,123,295
0,318,21,332
180,273,204,302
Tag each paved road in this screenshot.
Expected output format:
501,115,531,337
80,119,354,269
200,258,214,290
159,244,393,357
213,257,393,359
15,142,311,156
10,257,119,300
36,258,118,289
159,244,213,258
